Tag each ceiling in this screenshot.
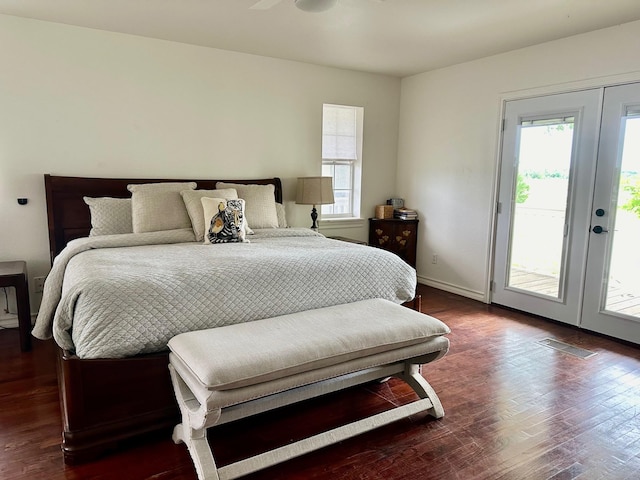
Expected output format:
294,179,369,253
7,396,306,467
2,0,640,77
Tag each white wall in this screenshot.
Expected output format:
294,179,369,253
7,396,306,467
0,14,401,313
398,20,640,300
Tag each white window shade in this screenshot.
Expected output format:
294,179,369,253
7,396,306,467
322,106,357,160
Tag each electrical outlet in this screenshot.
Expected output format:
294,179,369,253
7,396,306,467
432,254,438,264
34,276,46,294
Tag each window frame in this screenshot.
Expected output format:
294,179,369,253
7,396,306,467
321,104,363,220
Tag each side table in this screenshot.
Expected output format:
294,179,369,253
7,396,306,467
0,261,32,351
368,218,419,267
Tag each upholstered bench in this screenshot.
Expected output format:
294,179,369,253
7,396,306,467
168,298,450,480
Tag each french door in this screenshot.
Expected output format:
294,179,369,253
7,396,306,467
493,83,640,344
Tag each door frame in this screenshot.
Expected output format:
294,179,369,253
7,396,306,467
580,82,640,344
486,72,640,305
490,89,603,325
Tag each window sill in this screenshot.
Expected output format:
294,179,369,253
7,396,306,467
319,218,366,230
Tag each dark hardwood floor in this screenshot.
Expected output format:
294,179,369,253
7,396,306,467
1,285,639,479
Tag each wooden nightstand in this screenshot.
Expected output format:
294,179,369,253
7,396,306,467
0,261,32,351
368,218,419,267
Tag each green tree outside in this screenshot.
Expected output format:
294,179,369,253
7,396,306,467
622,178,640,218
516,174,530,204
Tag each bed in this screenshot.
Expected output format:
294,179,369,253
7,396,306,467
35,174,419,464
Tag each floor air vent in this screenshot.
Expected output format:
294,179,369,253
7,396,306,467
537,338,597,359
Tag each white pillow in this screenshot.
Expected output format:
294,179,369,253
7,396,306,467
83,197,133,236
201,197,248,244
181,189,238,242
216,182,279,229
275,202,287,228
127,182,196,233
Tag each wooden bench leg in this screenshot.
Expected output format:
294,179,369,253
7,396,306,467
173,423,220,480
169,365,221,480
397,363,445,419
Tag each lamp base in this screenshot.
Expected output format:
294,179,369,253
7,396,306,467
310,206,318,231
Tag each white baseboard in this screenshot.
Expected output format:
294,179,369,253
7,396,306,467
418,275,487,303
0,313,18,329
0,313,36,329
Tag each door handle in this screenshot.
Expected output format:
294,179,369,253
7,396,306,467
592,225,608,234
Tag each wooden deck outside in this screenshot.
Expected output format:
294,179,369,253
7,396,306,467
509,268,640,317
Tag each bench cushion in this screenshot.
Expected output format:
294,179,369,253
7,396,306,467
168,298,450,391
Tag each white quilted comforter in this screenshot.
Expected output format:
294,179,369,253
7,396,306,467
32,228,416,359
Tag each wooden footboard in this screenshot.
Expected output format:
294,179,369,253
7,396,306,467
402,294,422,312
57,348,178,464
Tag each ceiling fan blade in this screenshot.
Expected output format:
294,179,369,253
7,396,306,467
250,0,284,9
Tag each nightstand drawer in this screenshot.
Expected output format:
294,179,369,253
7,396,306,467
368,219,418,267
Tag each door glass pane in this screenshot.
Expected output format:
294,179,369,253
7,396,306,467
605,115,640,318
507,117,575,298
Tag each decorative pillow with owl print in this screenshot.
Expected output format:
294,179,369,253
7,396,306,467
201,197,248,244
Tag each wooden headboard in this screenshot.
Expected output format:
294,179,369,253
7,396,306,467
44,174,283,263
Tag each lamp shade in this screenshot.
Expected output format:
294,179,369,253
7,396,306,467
296,177,334,205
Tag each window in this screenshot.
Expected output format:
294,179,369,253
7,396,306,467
321,104,363,219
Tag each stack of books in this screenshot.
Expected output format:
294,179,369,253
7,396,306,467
394,207,418,220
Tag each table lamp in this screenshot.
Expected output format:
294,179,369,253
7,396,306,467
296,177,334,231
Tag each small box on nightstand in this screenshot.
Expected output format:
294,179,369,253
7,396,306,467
375,205,394,219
